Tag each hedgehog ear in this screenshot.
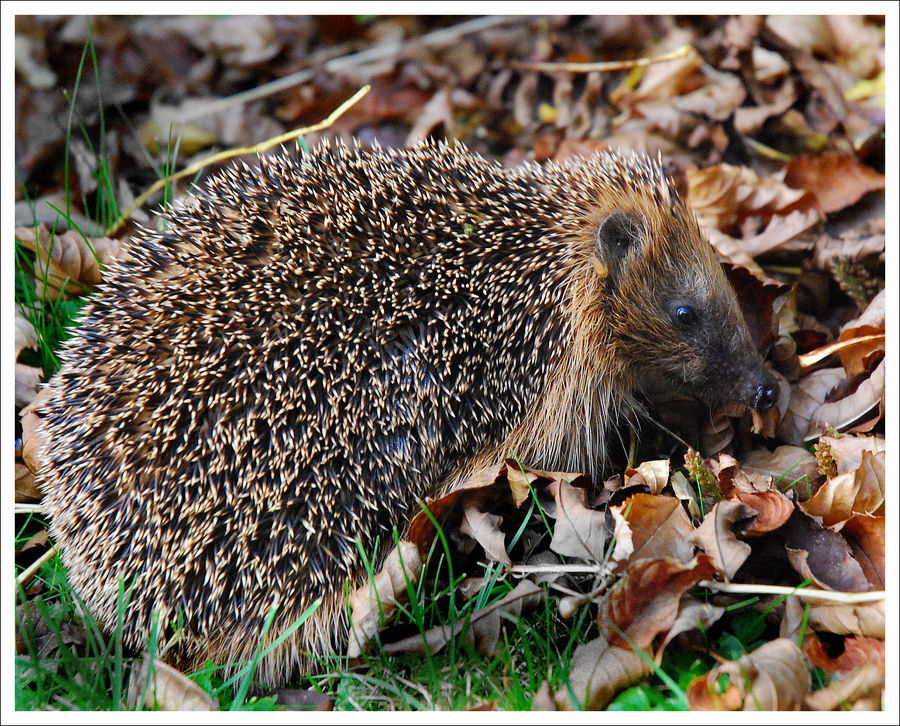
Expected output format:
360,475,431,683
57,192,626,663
593,212,644,280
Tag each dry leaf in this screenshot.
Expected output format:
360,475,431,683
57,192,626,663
686,638,809,710
803,634,885,679
820,434,887,476
126,656,218,711
604,555,717,651
804,662,884,711
776,367,845,445
15,363,43,410
625,459,669,494
347,541,422,658
460,498,510,566
780,511,870,592
556,637,651,711
545,478,608,561
687,163,816,233
688,501,756,580
655,595,725,664
611,493,695,567
841,514,884,589
784,152,885,214
15,223,129,301
15,310,39,359
741,445,820,495
799,449,884,526
19,385,52,473
837,289,885,375
15,462,41,503
807,360,884,438
806,600,884,639
669,470,701,519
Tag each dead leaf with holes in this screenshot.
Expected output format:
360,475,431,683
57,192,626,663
686,638,809,710
347,541,422,658
803,634,885,680
15,224,129,301
381,578,543,659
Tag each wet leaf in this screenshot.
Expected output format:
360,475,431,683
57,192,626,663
685,638,809,710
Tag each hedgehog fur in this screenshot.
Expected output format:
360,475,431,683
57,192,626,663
35,139,776,685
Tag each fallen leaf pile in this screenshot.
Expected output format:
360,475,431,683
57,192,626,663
14,13,886,712
349,443,885,710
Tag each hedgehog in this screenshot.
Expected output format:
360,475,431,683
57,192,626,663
34,139,778,685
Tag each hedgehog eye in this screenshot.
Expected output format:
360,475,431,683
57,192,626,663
674,305,698,326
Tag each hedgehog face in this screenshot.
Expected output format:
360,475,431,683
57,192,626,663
594,206,777,413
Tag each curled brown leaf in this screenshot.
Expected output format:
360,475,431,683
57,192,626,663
686,638,809,710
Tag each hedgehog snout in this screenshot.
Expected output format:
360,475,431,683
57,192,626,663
751,372,779,412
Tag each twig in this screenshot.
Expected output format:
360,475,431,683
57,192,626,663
511,43,692,73
698,580,885,604
106,84,371,235
16,546,56,590
14,502,46,515
509,563,608,575
177,15,523,123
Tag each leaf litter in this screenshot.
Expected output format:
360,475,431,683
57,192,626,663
14,13,887,711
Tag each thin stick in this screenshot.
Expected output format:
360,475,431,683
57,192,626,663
177,15,522,123
107,84,371,235
698,580,885,604
511,43,692,73
16,546,56,590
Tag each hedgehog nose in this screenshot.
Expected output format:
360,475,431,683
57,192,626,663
752,380,778,412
